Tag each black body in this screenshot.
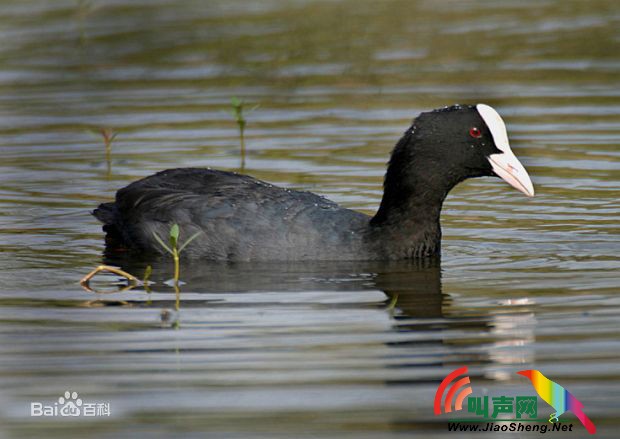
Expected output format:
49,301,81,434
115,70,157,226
94,105,503,261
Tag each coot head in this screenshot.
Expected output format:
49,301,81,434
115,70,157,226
372,103,533,227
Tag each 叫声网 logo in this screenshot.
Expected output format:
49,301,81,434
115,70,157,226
31,391,110,417
433,367,596,435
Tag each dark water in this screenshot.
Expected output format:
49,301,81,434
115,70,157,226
1,0,619,437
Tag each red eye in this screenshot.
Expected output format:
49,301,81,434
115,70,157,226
469,127,482,138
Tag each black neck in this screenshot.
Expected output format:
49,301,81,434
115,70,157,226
368,132,455,258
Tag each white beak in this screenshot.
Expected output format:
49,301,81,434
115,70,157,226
477,104,535,197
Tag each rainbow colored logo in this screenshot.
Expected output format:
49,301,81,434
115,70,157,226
517,369,596,435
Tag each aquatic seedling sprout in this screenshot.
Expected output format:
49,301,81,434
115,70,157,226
152,224,202,309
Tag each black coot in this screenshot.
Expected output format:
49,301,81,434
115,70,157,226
94,104,534,261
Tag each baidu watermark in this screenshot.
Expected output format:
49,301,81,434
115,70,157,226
31,391,110,417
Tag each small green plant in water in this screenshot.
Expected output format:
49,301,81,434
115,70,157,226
76,0,94,46
143,265,153,303
230,97,258,169
100,128,117,176
143,264,152,285
152,224,201,310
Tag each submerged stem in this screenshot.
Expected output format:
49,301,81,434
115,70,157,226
174,281,180,313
